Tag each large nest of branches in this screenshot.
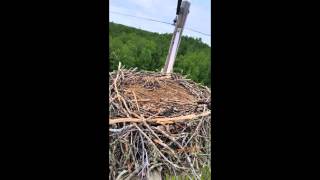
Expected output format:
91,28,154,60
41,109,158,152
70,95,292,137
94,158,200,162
109,66,211,180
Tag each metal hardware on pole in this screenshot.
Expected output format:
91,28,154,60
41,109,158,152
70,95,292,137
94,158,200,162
162,0,190,74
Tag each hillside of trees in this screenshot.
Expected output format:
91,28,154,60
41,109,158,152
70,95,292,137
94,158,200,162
109,22,211,86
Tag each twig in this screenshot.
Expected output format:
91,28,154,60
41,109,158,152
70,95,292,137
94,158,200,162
155,126,200,179
109,125,134,133
115,170,128,180
133,123,187,170
109,67,211,178
109,111,210,125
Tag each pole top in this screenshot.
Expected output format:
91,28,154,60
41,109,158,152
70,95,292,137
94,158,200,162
176,1,190,28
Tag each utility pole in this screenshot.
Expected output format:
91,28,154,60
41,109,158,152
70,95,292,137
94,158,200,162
162,0,190,74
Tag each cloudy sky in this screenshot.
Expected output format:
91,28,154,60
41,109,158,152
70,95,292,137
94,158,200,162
109,0,211,46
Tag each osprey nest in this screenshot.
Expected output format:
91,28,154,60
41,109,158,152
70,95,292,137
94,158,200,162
109,66,211,180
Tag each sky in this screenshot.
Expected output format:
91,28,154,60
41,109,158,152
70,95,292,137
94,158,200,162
109,0,211,46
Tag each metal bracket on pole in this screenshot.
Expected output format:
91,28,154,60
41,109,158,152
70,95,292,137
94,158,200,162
162,0,190,74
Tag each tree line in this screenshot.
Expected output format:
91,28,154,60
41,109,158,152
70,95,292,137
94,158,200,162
109,22,211,86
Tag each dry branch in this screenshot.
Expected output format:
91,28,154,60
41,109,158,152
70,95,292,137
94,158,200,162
109,111,210,125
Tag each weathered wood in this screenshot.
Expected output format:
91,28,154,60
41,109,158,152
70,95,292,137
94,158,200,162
109,111,210,125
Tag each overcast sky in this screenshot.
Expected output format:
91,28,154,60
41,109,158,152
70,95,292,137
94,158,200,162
109,0,211,46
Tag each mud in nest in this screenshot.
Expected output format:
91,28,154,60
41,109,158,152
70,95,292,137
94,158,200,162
109,66,211,180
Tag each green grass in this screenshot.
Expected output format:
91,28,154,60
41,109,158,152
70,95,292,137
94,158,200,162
164,166,211,180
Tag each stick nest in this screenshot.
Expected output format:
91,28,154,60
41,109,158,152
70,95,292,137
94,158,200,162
109,66,211,180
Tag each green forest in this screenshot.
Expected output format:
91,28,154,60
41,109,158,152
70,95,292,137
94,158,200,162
109,22,211,86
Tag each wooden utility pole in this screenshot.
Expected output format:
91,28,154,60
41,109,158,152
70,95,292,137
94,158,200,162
162,0,190,74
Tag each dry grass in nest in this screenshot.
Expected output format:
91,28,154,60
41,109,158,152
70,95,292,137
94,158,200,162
109,64,211,180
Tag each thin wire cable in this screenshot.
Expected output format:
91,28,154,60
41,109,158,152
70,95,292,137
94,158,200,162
110,11,173,26
110,11,211,37
185,27,211,36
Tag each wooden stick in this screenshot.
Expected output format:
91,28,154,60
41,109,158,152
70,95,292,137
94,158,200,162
109,111,210,125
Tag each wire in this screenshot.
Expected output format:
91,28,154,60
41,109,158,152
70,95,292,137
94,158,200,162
110,11,211,37
185,27,211,36
110,11,173,26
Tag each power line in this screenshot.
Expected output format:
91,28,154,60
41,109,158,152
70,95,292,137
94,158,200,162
185,27,211,36
110,11,211,37
110,11,173,26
